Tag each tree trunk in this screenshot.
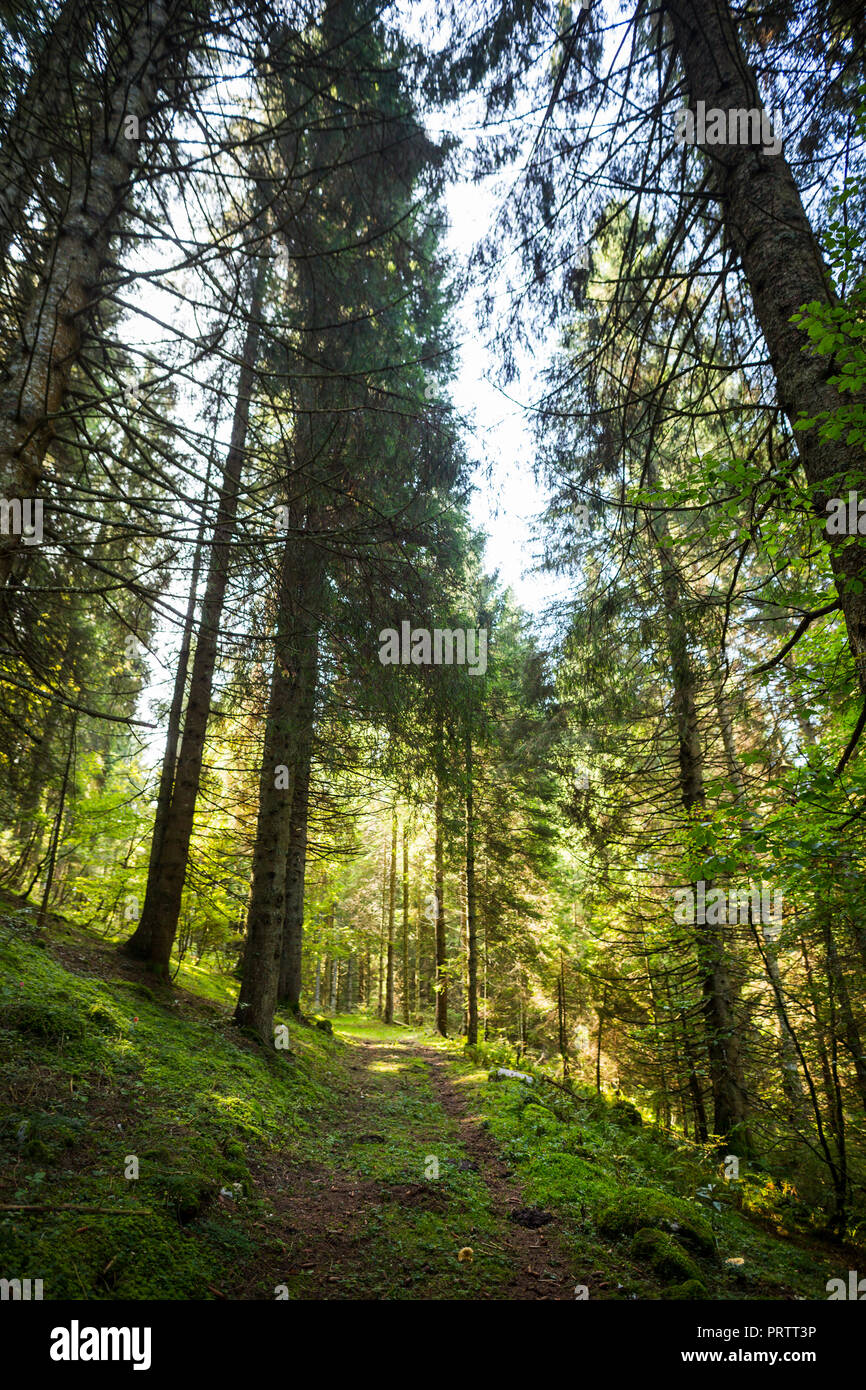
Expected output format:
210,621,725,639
682,1016,710,1144
434,727,448,1036
647,458,749,1140
123,245,267,971
384,807,396,1024
667,0,866,690
37,716,76,927
0,0,180,563
822,919,866,1116
277,621,319,1008
401,821,410,1023
457,869,467,1034
130,454,213,951
377,835,386,1016
595,990,605,1092
0,0,95,272
713,673,808,1120
557,951,568,1080
11,628,79,879
413,875,422,1017
233,540,322,1039
465,725,478,1045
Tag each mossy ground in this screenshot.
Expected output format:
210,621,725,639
0,903,334,1298
453,1040,860,1300
0,897,858,1300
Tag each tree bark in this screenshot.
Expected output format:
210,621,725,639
647,459,749,1140
465,724,478,1045
122,244,267,971
0,0,95,272
0,0,181,571
434,724,448,1036
668,0,866,690
595,993,605,1092
232,541,324,1038
713,673,808,1121
413,874,422,1016
37,715,76,927
277,621,319,1008
557,951,568,1080
377,836,386,1015
384,806,396,1024
682,1013,710,1144
401,821,410,1023
822,919,866,1116
130,453,213,951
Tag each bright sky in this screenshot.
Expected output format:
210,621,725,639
395,0,571,629
442,172,556,619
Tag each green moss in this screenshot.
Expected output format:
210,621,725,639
0,920,346,1297
665,1278,708,1299
598,1185,714,1254
112,979,155,1002
560,1131,594,1160
610,1099,642,1128
0,909,851,1302
145,1166,214,1223
221,1161,249,1185
630,1227,702,1282
521,1103,561,1136
22,1137,54,1162
11,1110,86,1161
1,999,85,1045
87,1002,125,1035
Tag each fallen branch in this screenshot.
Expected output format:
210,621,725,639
0,1204,152,1214
535,1073,584,1101
490,1065,586,1104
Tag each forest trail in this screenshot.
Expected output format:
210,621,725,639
1,916,851,1304
245,1020,578,1300
3,0,865,1335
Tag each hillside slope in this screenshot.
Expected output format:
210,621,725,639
0,899,856,1301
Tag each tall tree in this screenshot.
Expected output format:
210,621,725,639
123,237,268,972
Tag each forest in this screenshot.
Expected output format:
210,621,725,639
1,0,866,1332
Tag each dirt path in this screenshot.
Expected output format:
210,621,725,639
239,1026,578,1300
416,1043,577,1299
